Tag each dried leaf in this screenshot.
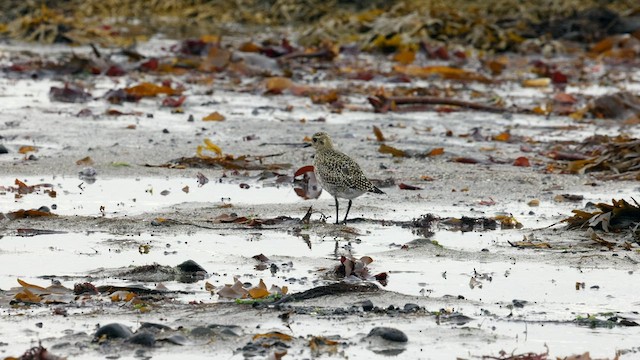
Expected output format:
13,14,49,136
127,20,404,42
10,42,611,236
253,332,293,341
7,209,55,220
372,126,385,142
125,82,181,97
493,132,510,142
202,111,225,121
294,165,315,177
359,256,373,265
379,144,406,157
18,146,37,154
217,279,249,299
76,156,94,165
513,156,531,167
508,241,551,249
265,77,293,94
393,49,415,65
427,147,444,156
249,279,270,299
310,90,339,104
18,278,48,291
453,157,481,164
399,183,422,190
587,228,615,250
522,78,551,87
554,93,577,104
162,95,186,108
14,288,42,303
198,138,223,157
394,65,491,83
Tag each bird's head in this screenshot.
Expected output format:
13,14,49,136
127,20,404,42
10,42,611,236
310,132,333,150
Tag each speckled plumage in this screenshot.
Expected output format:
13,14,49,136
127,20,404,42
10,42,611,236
311,132,384,224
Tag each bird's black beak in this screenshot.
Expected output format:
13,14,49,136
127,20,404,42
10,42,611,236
303,143,312,148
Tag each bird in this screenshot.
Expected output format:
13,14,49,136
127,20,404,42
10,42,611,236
309,132,384,224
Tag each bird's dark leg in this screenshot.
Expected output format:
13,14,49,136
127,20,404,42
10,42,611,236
343,199,352,224
334,196,340,225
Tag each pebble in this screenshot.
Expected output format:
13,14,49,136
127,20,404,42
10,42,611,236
360,300,374,312
176,260,207,274
94,323,133,341
403,303,420,312
367,327,408,343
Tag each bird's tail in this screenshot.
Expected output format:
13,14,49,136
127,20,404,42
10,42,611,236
370,186,385,194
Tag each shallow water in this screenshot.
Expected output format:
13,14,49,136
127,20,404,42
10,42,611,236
2,227,638,359
1,176,301,216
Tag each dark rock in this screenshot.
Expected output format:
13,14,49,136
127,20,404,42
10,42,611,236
252,302,267,309
360,300,374,312
94,323,133,341
126,332,155,347
270,263,279,274
619,319,639,327
177,260,207,274
403,303,420,312
440,313,474,325
0,144,8,154
367,327,408,343
333,308,348,315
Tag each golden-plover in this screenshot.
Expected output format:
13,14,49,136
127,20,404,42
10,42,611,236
310,132,384,224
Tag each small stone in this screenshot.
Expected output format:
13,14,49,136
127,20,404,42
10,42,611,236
403,303,420,312
367,327,408,343
360,300,374,312
0,144,8,154
176,260,207,274
94,323,133,341
619,319,639,327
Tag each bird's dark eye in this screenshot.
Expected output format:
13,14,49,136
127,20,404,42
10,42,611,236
313,138,317,142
